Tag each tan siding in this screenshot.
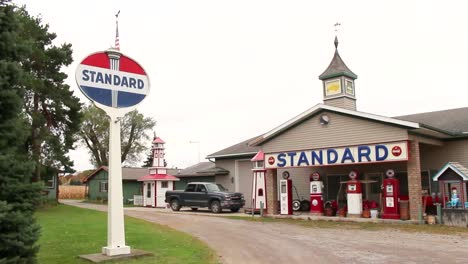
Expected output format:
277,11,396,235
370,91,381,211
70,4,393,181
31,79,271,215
262,111,408,153
214,159,235,192
420,140,468,170
215,159,256,208
277,168,310,201
238,160,253,206
324,97,356,111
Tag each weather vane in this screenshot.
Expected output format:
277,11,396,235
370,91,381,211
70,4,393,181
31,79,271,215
333,22,341,49
334,22,341,34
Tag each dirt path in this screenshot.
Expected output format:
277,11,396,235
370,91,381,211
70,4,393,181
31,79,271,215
62,200,468,264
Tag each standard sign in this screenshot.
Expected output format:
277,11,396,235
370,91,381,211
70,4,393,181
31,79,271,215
76,51,149,108
265,141,408,169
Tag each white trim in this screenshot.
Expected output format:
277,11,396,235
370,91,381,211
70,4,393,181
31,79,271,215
234,160,239,192
433,163,468,181
253,104,420,146
206,152,258,159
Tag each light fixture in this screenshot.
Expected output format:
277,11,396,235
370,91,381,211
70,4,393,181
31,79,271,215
319,114,330,125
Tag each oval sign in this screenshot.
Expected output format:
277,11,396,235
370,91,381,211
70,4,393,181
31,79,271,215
75,50,150,108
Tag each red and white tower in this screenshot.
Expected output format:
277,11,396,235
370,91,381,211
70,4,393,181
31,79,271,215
251,151,267,213
151,136,166,171
138,133,179,207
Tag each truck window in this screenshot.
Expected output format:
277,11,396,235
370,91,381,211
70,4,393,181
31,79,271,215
186,184,196,192
206,183,222,192
196,184,207,192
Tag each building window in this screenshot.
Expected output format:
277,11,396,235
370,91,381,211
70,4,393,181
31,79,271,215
99,181,108,193
395,172,408,197
326,175,347,202
421,171,431,194
45,177,55,189
161,181,168,188
254,161,264,169
146,183,151,198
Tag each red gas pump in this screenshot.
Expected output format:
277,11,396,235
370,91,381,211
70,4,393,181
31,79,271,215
310,172,324,215
382,169,400,219
346,170,362,217
280,171,292,215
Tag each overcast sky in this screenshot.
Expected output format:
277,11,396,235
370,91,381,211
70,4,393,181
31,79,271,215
16,0,468,172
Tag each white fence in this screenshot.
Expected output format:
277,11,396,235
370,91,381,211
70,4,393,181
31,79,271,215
133,195,143,206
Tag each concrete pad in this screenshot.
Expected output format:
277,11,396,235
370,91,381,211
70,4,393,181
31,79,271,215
79,249,153,263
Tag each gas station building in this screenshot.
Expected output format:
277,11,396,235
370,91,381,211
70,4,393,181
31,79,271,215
207,37,468,220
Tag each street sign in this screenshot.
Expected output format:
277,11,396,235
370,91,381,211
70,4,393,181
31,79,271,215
75,50,150,108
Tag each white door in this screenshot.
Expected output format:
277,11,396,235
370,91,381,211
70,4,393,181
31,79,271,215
144,182,155,207
156,181,171,207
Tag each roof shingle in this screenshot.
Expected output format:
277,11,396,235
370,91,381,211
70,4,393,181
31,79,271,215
395,107,468,135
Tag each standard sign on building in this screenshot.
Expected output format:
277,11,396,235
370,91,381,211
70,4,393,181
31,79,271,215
265,141,408,169
76,51,149,108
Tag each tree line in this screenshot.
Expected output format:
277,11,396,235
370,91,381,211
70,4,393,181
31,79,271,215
0,1,156,262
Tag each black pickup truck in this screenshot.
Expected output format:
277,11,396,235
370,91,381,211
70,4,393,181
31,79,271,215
165,182,245,213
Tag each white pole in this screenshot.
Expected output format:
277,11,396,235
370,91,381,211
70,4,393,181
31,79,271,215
102,113,131,256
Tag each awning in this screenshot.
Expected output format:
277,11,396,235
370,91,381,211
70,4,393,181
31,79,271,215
432,162,468,181
138,173,180,181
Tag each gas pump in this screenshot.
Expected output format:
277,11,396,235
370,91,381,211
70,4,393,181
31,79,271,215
346,170,362,217
310,172,324,215
280,171,292,215
382,169,400,219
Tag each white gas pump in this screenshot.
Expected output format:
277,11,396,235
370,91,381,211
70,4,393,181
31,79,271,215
280,171,292,215
346,170,363,217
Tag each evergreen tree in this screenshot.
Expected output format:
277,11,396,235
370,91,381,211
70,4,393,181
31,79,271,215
142,150,153,167
0,1,41,262
16,7,82,181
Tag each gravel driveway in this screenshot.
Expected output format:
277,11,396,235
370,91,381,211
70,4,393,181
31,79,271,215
61,200,468,264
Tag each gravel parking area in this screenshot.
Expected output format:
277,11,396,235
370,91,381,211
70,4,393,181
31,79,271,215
62,200,468,264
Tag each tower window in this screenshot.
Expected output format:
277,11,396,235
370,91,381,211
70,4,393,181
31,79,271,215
345,80,354,95
258,188,264,197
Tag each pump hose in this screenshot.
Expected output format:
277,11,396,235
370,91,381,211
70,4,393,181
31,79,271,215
292,185,305,215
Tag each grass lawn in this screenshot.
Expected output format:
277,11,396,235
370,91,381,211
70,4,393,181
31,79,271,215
36,205,217,264
225,215,468,236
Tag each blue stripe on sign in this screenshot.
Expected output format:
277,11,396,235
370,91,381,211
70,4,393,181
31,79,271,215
81,86,112,107
118,90,146,107
80,86,146,108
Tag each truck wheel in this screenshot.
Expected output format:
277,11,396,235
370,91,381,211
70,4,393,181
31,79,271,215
191,208,198,211
230,207,240,213
210,200,221,213
170,199,181,211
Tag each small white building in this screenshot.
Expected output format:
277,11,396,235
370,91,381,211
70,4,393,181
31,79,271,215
138,135,179,207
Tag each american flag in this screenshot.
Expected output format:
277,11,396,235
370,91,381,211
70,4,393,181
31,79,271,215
115,10,120,50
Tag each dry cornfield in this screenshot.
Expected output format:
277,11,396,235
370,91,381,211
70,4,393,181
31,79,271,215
59,185,86,199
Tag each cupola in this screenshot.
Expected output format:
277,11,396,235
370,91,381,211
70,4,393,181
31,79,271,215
319,36,358,111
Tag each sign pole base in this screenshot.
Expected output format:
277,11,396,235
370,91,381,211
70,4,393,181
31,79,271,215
102,246,131,256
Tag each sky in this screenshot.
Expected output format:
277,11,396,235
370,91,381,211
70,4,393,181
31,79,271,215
16,0,468,172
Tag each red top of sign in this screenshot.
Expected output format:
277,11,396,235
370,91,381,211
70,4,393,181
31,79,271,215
80,52,146,75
